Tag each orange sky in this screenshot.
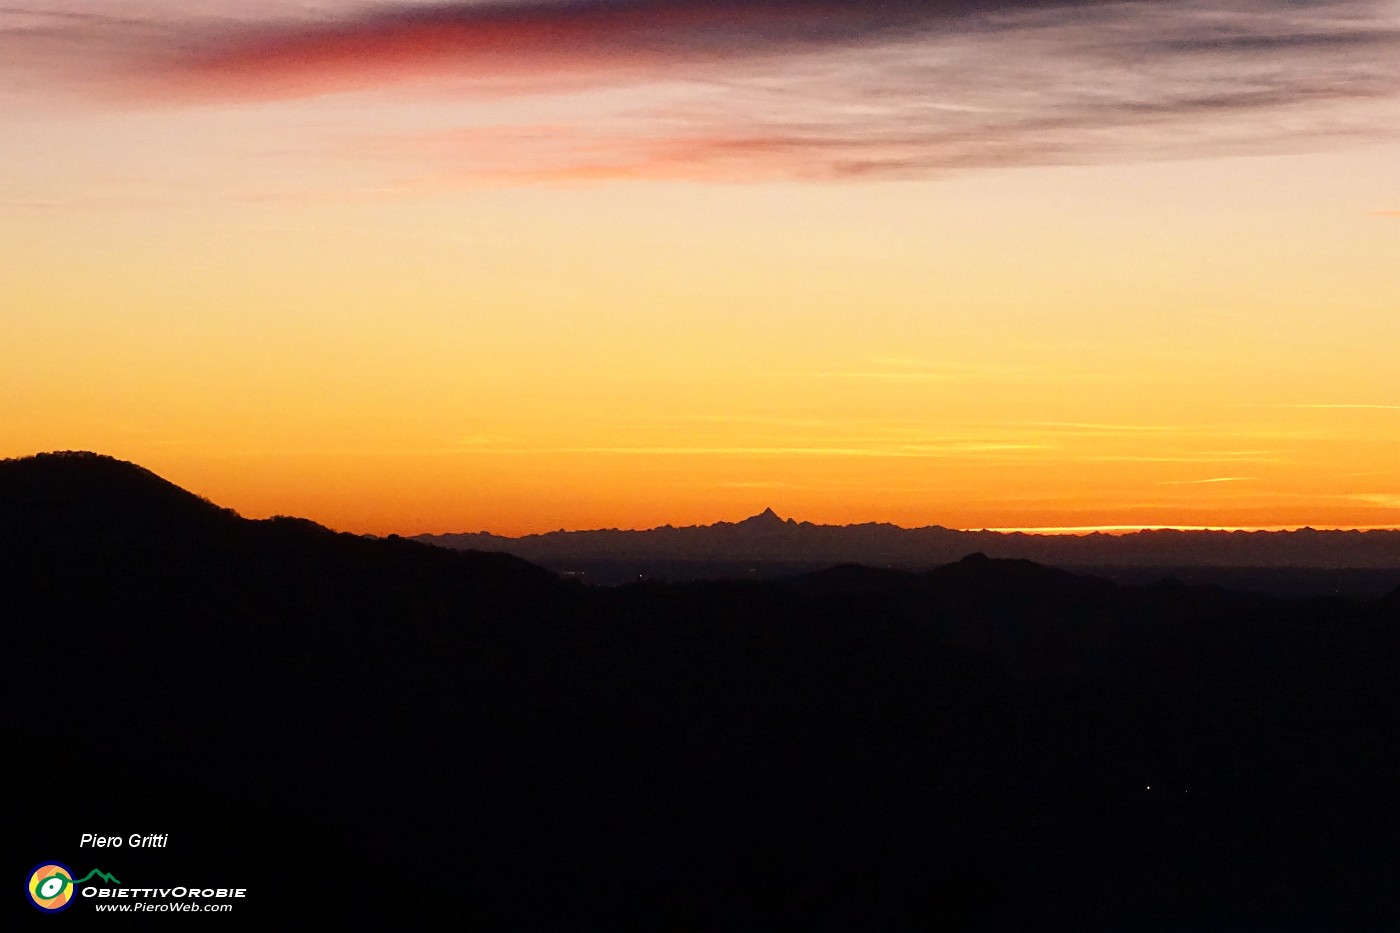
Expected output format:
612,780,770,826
3,1,1399,535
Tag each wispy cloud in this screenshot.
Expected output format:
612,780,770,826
718,480,794,489
477,442,1052,458
817,368,1035,382
1156,476,1254,485
1255,403,1400,411
5,0,1399,183
67,1,1138,101
1343,493,1400,509
1078,452,1281,463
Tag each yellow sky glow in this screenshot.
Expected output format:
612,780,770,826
4,2,1400,535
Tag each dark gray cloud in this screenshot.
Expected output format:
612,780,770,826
1143,28,1400,54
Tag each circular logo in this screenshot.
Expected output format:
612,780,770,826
27,862,76,913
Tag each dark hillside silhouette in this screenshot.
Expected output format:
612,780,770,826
0,449,240,545
8,453,1400,928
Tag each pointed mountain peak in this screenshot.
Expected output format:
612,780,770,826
739,507,785,526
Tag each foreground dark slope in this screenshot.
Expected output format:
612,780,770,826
7,453,1400,928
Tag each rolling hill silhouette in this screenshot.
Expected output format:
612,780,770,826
0,450,240,544
8,452,1400,928
0,449,563,595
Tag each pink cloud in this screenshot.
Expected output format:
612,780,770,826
125,1,995,103
5,1,1398,185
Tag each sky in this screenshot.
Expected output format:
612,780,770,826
3,0,1399,535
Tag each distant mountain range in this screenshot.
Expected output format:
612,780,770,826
417,506,1400,570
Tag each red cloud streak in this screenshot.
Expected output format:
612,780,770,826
129,0,1022,101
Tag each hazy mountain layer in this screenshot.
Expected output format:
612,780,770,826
418,506,1400,570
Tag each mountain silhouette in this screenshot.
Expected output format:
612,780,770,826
0,450,240,546
736,506,790,527
0,451,569,639
9,451,1400,928
417,508,1400,576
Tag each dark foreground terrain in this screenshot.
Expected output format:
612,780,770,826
8,453,1400,928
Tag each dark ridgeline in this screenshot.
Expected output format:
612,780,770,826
417,507,1400,594
6,452,1400,928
